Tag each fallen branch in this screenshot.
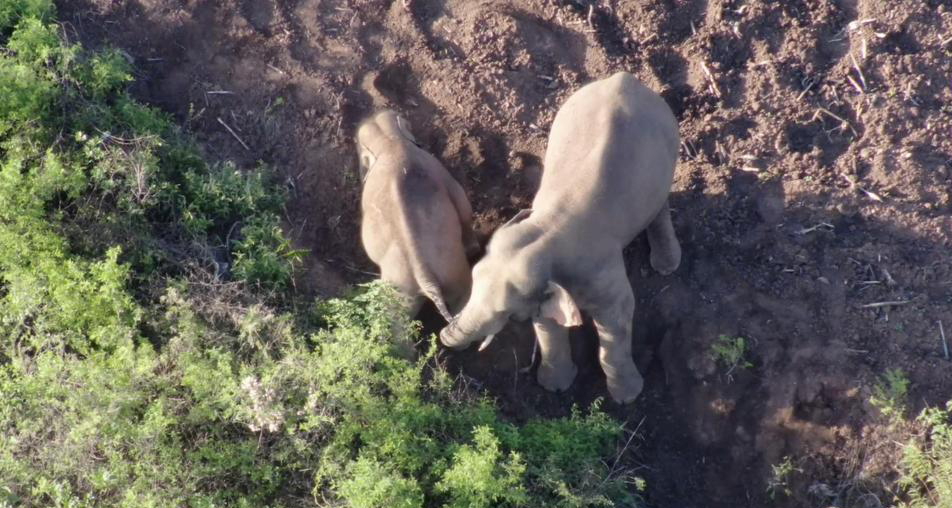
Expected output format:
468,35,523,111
217,117,250,151
859,300,911,309
940,321,948,360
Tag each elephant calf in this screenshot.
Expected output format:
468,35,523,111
439,72,681,404
356,109,478,321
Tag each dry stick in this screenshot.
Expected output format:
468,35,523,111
849,52,867,90
847,75,865,94
796,78,816,100
797,222,834,235
860,300,911,309
700,61,722,98
940,321,948,360
813,107,858,136
217,117,250,151
587,4,595,31
605,416,647,482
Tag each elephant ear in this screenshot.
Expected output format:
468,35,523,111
395,115,419,145
539,281,582,327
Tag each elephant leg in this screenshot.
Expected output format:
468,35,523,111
586,259,644,404
533,316,576,392
646,199,681,275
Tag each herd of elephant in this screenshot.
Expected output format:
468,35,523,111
355,71,682,404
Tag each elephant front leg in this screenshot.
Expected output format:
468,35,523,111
588,272,644,404
533,316,577,392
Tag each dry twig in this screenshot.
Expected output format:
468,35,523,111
859,300,911,309
699,61,722,98
796,77,817,100
849,52,867,90
940,321,948,360
217,117,250,151
813,107,858,136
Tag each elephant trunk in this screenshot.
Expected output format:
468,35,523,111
439,311,481,350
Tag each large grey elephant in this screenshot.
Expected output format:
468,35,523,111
439,72,681,404
356,109,479,321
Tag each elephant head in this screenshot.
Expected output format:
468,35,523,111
355,109,417,181
439,209,581,349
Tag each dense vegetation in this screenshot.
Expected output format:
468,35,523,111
0,2,643,506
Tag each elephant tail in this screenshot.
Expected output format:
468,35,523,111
393,172,454,323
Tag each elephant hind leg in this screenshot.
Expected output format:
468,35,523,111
646,199,681,275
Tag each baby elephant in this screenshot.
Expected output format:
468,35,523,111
356,109,478,321
439,72,681,404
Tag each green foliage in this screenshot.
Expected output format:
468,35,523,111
710,334,752,379
765,456,800,500
437,426,528,507
231,214,305,290
897,402,952,508
76,48,132,99
0,54,54,135
870,368,910,422
0,4,295,290
176,163,283,237
0,0,52,36
336,457,424,508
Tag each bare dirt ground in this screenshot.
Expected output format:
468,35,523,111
58,0,952,506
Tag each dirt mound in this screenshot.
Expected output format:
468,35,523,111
59,0,952,506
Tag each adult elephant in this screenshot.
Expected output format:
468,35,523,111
439,72,681,404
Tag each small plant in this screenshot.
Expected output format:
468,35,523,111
436,426,528,507
766,456,801,499
710,334,753,380
870,368,910,423
897,401,952,508
230,213,306,290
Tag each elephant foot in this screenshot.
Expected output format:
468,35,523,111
606,371,644,404
537,362,577,392
649,242,681,275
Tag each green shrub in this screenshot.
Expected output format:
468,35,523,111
436,426,528,507
871,368,910,423
710,334,752,380
0,0,52,36
77,48,132,99
337,457,425,508
897,402,952,508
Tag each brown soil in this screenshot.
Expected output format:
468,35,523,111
58,0,952,506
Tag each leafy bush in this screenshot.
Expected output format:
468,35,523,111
436,426,528,507
897,402,952,508
870,368,910,423
0,2,297,291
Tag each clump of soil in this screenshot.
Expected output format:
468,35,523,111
59,0,952,506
